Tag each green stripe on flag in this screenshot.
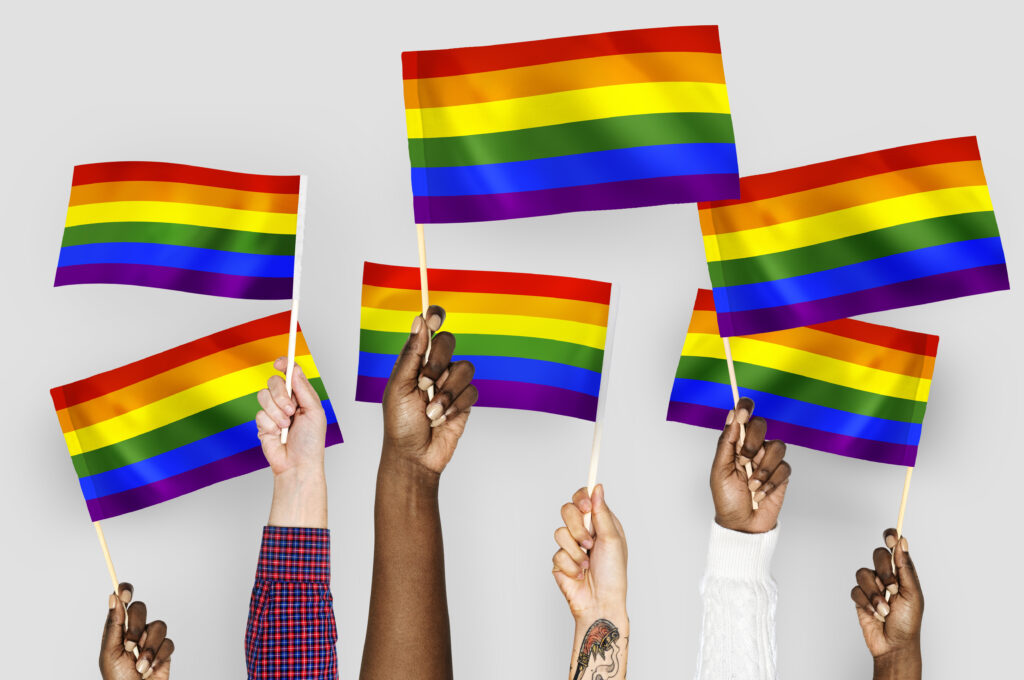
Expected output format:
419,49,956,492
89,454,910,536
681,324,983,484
61,221,297,256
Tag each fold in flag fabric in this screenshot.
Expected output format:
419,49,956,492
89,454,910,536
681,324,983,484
50,312,342,521
356,262,611,420
699,136,1009,336
667,290,937,467
403,25,740,223
55,161,302,299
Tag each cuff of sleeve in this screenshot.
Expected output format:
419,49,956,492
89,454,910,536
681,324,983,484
704,521,778,581
255,526,331,583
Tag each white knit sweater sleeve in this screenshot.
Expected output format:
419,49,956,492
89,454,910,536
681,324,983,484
694,521,779,680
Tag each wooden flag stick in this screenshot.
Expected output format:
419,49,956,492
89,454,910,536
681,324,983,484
584,285,619,532
416,223,434,401
896,466,913,537
281,175,308,445
722,336,758,510
94,521,120,593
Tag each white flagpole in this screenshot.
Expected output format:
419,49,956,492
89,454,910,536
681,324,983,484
584,284,620,531
281,175,307,444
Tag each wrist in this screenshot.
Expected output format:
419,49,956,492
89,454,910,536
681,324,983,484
873,643,922,680
268,465,328,528
379,446,441,491
574,605,629,634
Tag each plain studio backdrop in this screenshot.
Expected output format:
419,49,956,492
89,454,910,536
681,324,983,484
0,1,1019,677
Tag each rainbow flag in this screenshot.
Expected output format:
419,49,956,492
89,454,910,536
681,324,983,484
50,312,342,521
403,26,739,223
356,262,611,420
667,290,937,467
55,161,302,299
700,137,1009,336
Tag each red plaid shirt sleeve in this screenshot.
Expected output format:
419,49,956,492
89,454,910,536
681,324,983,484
245,526,338,679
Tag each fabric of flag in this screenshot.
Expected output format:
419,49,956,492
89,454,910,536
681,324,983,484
50,312,342,521
403,25,740,223
356,262,611,420
667,290,938,467
55,161,302,299
699,136,1009,337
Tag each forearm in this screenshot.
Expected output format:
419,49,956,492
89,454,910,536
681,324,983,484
568,610,629,680
360,451,452,680
873,646,922,680
268,465,328,529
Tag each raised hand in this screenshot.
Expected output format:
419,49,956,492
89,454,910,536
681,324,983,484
711,397,791,533
100,583,174,680
381,307,479,476
851,530,924,679
552,485,629,680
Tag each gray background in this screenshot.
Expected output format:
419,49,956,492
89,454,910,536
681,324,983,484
1,1,1019,677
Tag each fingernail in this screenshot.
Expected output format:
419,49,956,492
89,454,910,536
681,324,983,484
887,583,899,594
120,590,132,604
885,534,897,549
753,490,767,503
582,539,594,550
748,479,762,492
436,369,450,389
726,409,735,425
426,402,444,420
427,314,442,332
137,659,151,675
876,601,890,617
429,415,447,428
411,316,423,334
418,376,434,391
873,611,886,623
736,408,750,425
124,641,136,653
900,537,908,552
284,402,295,415
143,669,154,680
108,594,117,609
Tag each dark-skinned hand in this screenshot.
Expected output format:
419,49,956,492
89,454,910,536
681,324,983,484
100,583,174,679
382,307,478,476
711,397,792,534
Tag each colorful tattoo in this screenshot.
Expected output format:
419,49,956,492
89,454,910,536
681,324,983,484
572,618,623,680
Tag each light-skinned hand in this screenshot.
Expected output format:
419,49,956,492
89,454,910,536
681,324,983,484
100,583,174,680
255,356,328,477
711,397,791,533
382,307,478,476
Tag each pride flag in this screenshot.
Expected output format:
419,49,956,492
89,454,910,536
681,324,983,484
356,262,611,420
699,137,1009,336
403,25,739,223
55,161,302,299
50,312,342,521
667,290,937,467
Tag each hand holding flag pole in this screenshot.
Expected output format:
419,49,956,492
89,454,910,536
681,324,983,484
281,176,308,444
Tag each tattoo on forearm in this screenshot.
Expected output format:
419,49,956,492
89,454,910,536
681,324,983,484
572,619,625,680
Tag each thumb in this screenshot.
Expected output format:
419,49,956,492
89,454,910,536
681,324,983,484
101,593,125,658
590,484,617,537
712,397,753,478
388,313,433,391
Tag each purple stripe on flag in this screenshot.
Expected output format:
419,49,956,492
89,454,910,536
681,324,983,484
413,173,740,223
85,424,343,521
54,263,294,300
666,401,917,466
356,375,598,421
717,263,1010,337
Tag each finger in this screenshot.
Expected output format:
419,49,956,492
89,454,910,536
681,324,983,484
425,360,474,423
288,362,324,412
435,384,479,427
883,528,899,550
118,582,134,605
892,533,921,597
561,501,593,549
150,637,175,675
266,373,296,417
855,567,889,620
101,591,126,657
136,619,167,676
388,312,436,390
753,460,791,505
748,440,786,493
423,304,446,332
553,548,584,580
738,416,768,464
124,601,147,652
554,527,589,567
873,547,898,594
571,487,593,515
257,388,291,430
255,410,281,437
712,402,748,477
850,586,884,625
590,484,621,540
419,331,456,390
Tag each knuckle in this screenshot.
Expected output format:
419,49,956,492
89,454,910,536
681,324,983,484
150,620,167,635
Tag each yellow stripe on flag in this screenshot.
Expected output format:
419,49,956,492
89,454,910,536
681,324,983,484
65,201,299,235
